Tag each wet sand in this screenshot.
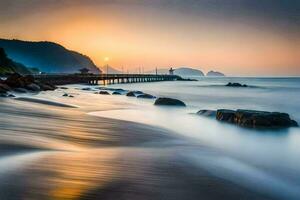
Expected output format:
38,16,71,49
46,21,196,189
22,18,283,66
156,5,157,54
0,93,279,199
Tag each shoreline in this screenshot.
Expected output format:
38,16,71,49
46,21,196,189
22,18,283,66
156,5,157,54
0,83,300,199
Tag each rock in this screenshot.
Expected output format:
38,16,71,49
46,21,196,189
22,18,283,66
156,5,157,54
59,87,68,89
13,88,27,93
112,91,122,95
216,109,236,123
154,98,186,106
126,91,136,97
23,75,35,85
226,82,248,87
37,83,56,91
234,110,298,128
137,94,156,99
5,74,35,88
4,73,24,88
26,83,41,91
62,93,69,97
126,91,143,97
0,83,11,92
69,95,74,98
197,110,217,117
82,87,91,91
8,94,15,97
99,91,110,95
216,109,298,128
135,91,144,95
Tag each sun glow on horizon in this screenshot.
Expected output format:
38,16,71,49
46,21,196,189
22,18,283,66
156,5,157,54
0,1,299,76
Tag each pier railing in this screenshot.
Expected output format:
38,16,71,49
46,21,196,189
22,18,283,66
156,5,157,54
33,73,181,85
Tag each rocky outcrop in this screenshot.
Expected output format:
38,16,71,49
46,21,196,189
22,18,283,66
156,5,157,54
137,94,156,99
0,73,56,97
126,91,136,97
226,82,248,87
154,98,186,106
197,110,217,117
112,91,122,95
216,109,298,128
126,91,143,97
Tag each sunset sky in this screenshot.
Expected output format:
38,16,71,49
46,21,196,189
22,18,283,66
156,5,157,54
0,0,299,76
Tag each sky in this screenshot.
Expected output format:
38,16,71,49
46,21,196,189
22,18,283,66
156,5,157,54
0,0,299,76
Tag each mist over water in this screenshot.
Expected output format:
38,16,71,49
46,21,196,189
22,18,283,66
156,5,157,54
92,77,300,198
1,77,300,199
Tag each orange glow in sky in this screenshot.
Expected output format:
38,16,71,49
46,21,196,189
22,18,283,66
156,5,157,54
0,1,299,76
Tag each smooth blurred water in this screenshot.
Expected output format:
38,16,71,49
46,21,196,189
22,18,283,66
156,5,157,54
89,77,300,198
1,77,300,199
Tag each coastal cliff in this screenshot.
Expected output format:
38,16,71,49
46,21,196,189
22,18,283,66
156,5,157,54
0,39,101,74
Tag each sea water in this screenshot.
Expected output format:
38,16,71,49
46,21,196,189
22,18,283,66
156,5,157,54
90,77,300,198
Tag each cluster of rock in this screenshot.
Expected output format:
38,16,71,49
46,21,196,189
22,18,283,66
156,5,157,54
226,82,248,87
198,109,298,129
0,73,56,97
91,87,157,99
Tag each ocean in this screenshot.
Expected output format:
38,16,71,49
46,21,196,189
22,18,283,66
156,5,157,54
0,77,299,199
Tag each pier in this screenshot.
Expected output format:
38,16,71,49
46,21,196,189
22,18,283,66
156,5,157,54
33,74,181,85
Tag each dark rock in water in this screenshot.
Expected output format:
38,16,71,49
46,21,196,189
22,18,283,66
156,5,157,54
134,91,143,95
14,88,27,93
97,87,125,92
59,87,68,90
154,98,186,106
62,93,69,97
126,91,136,97
82,87,91,91
216,109,298,128
197,110,217,117
137,94,156,99
112,91,122,95
26,83,41,91
69,95,74,98
99,91,110,95
39,83,56,91
177,77,198,81
226,82,248,87
216,109,236,123
126,91,143,97
8,94,15,97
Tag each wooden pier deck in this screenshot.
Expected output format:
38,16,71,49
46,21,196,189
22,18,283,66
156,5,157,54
34,74,181,85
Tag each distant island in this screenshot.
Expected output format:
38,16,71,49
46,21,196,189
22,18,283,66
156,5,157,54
0,39,101,74
147,67,204,77
206,70,225,76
